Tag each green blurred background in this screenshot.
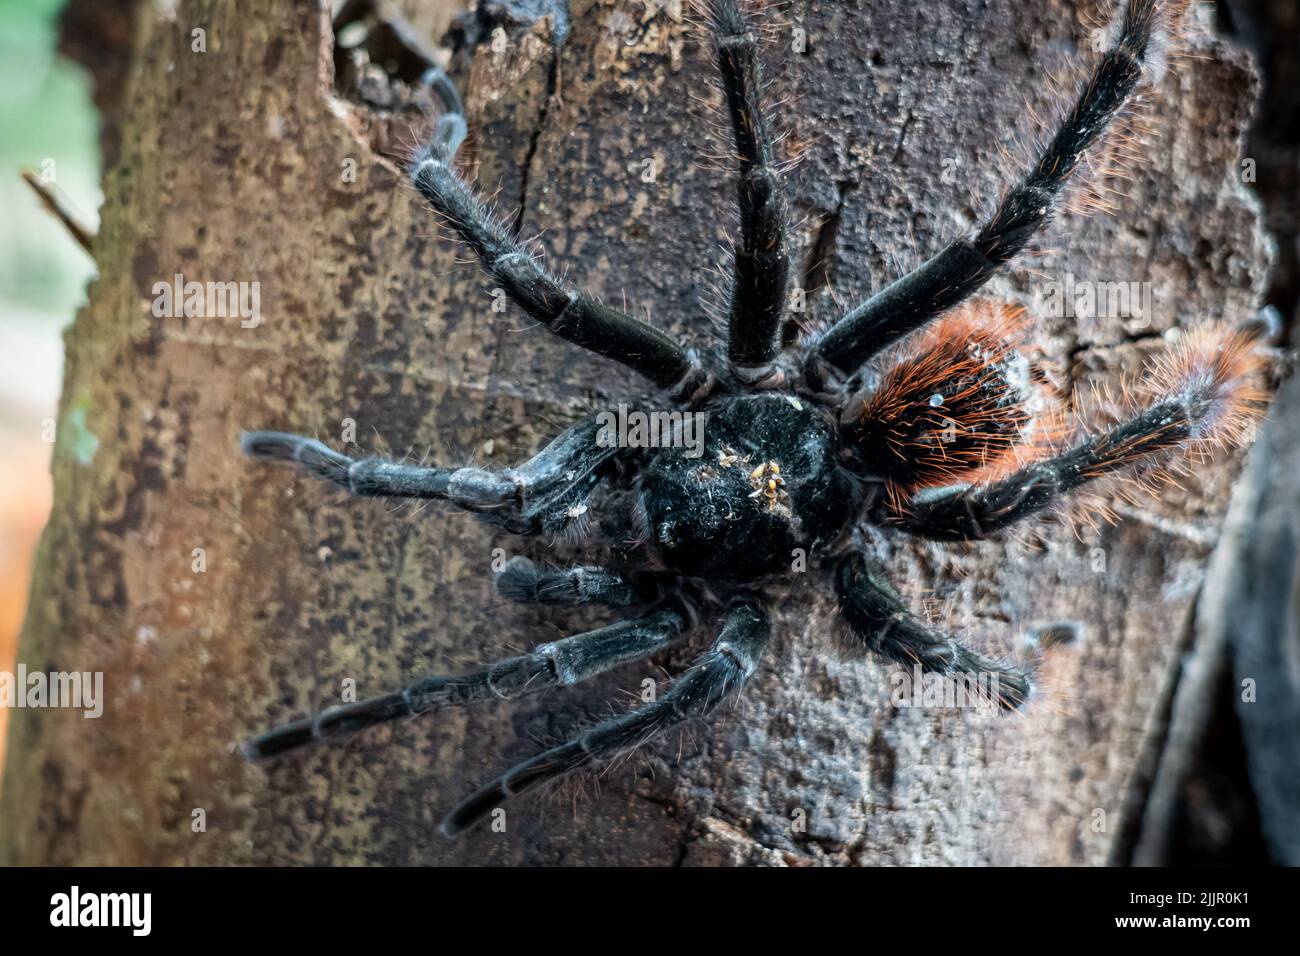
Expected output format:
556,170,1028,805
0,0,99,773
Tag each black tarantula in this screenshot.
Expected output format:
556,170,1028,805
242,0,1264,836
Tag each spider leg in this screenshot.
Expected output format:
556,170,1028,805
496,556,641,608
241,411,618,536
807,0,1169,382
410,68,709,400
703,0,789,384
834,552,1031,710
242,606,688,759
441,598,770,836
883,326,1263,540
883,406,1224,541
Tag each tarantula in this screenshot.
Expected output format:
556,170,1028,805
242,0,1264,836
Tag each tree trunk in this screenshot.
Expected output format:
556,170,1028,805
0,0,1272,865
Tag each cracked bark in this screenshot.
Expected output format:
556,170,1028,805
0,0,1274,865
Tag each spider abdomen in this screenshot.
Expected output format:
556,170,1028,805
841,305,1035,500
637,394,860,580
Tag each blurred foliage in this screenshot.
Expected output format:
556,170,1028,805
0,0,99,325
0,0,100,778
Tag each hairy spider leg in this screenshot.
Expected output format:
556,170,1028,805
884,324,1265,540
808,0,1170,382
703,0,790,382
495,555,642,608
834,552,1032,710
887,387,1255,541
241,411,620,536
418,65,468,163
409,68,708,399
441,599,770,836
242,608,689,759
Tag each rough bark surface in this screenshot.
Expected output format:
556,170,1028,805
0,0,1272,865
1214,371,1300,863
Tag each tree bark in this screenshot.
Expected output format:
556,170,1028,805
0,0,1272,865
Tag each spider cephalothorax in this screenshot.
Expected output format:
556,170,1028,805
241,0,1265,836
638,394,860,579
